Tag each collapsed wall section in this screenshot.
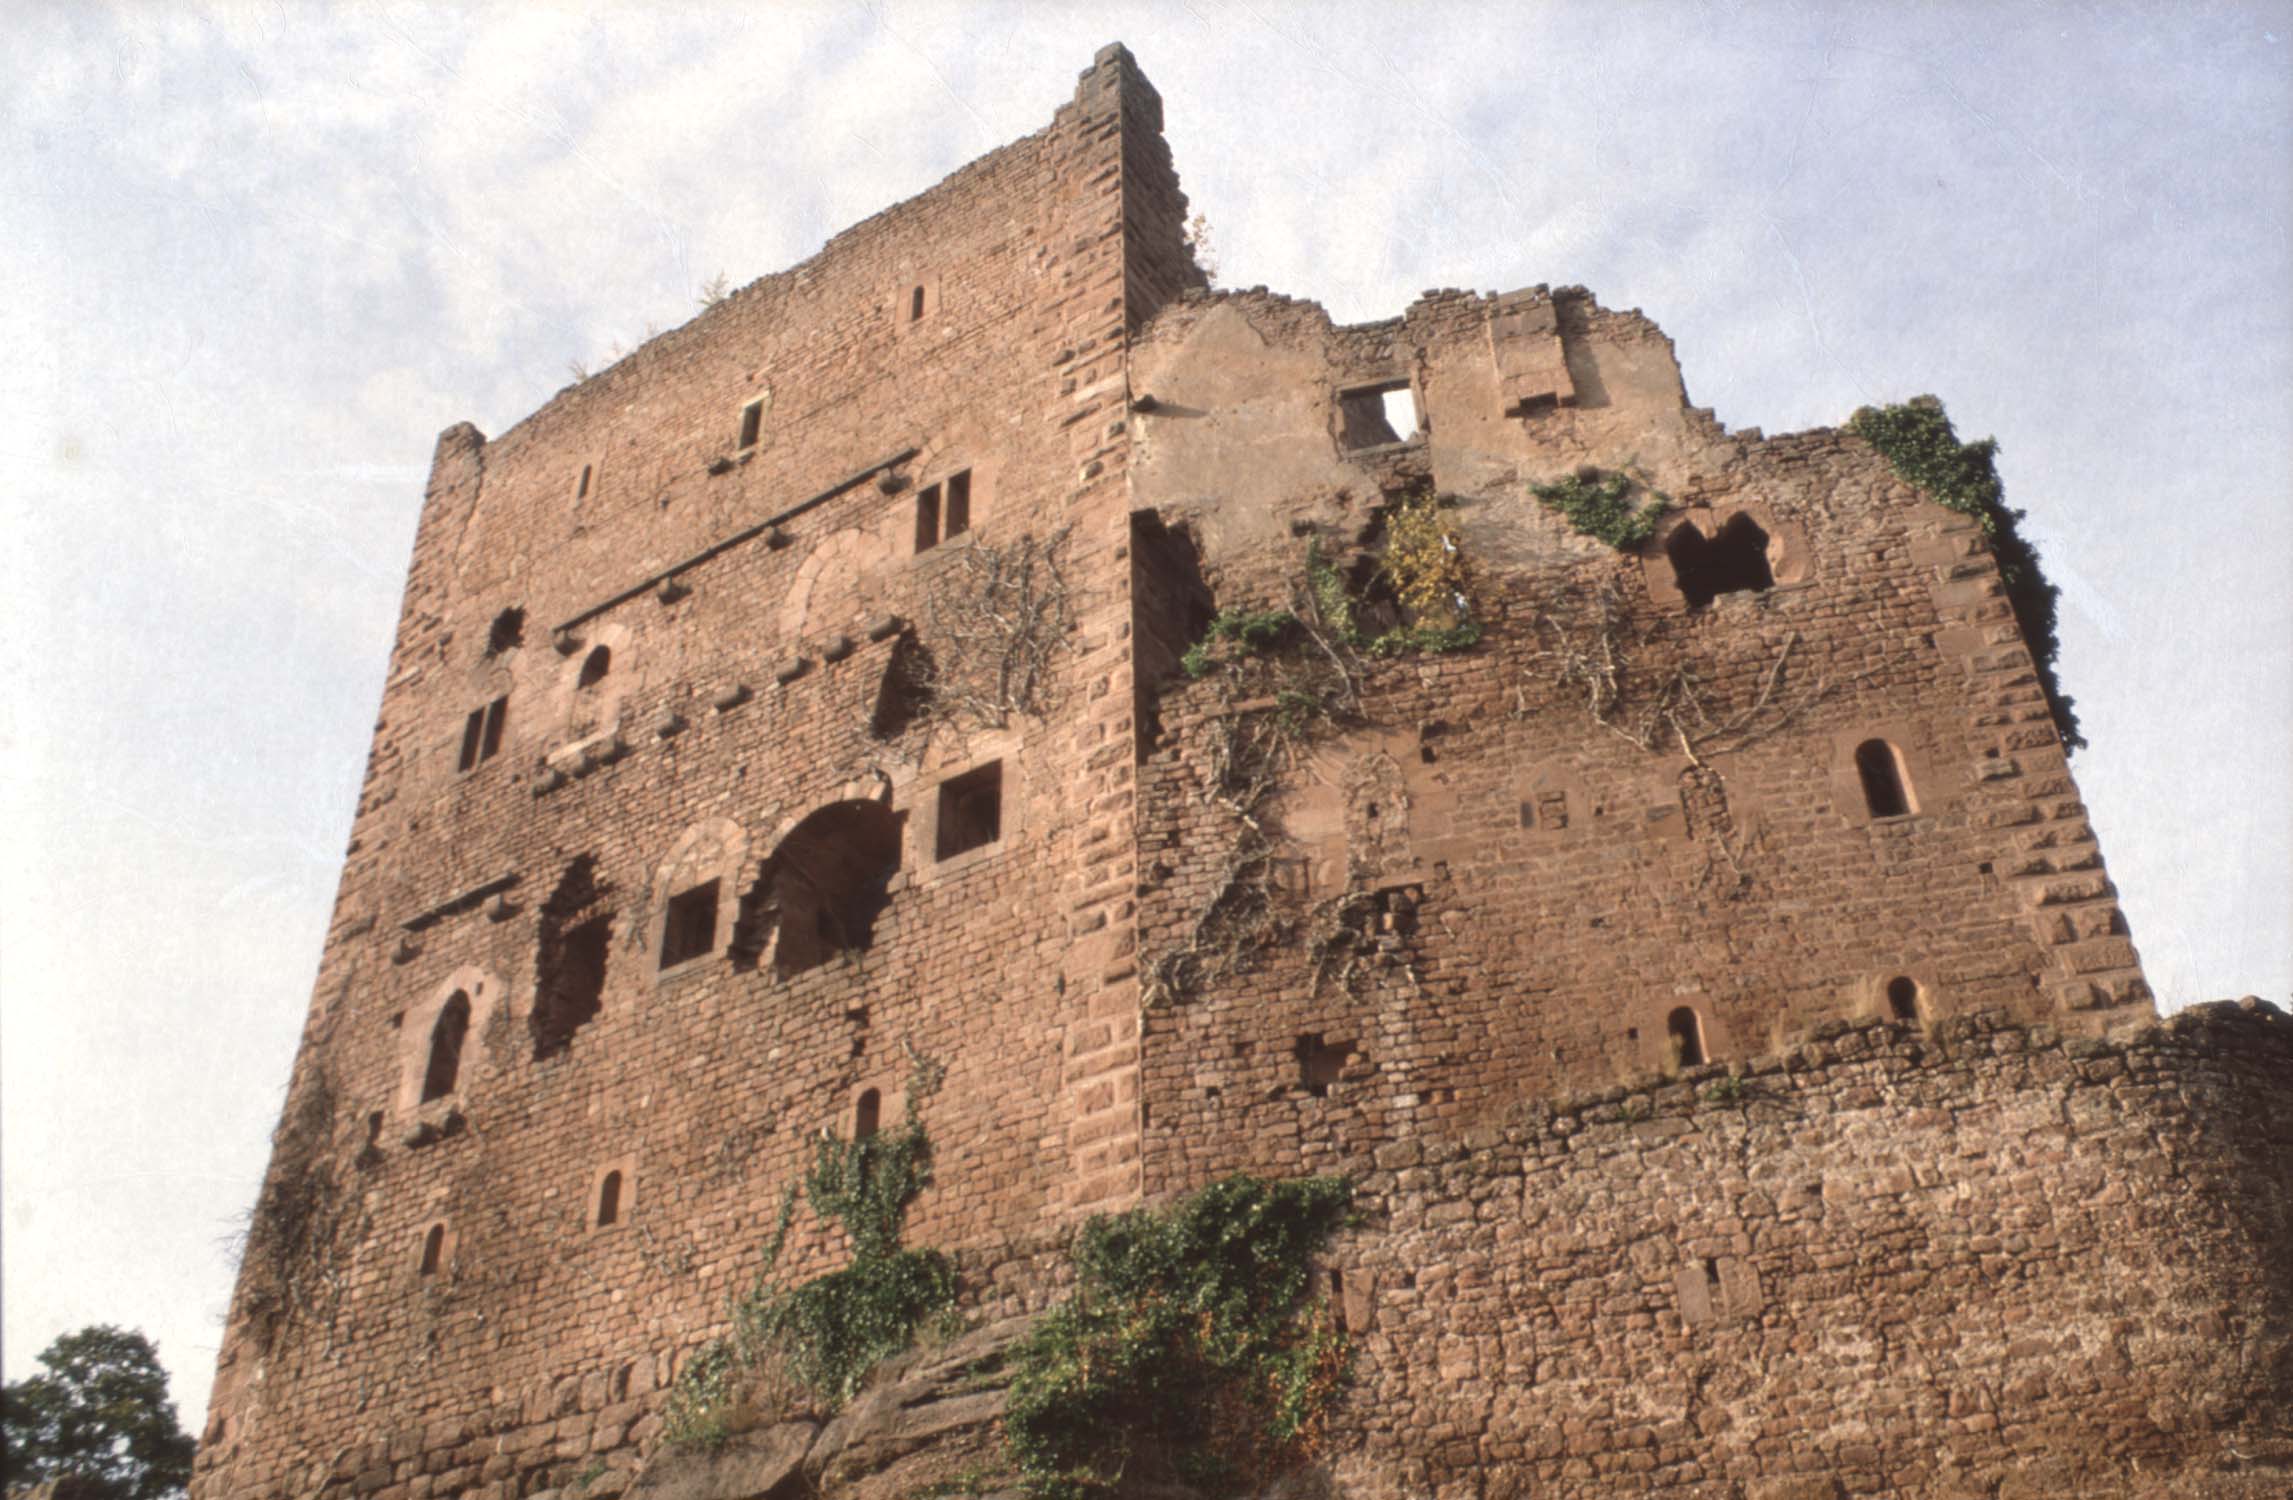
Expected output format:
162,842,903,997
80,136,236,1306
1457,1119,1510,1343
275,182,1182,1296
1123,284,2150,1191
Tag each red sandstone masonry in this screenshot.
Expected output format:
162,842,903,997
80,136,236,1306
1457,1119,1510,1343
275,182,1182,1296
1313,1000,2293,1498
190,42,2254,1500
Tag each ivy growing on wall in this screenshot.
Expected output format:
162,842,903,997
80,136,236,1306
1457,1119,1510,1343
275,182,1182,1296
1530,468,1667,550
1848,398,2082,750
1003,1174,1355,1499
663,1064,955,1446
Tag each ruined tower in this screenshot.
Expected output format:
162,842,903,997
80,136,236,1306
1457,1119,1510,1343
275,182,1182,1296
194,45,2291,1500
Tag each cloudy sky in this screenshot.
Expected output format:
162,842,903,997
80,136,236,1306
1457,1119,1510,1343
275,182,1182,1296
4,0,2287,1428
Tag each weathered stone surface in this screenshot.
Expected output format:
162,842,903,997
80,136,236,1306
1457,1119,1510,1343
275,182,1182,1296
185,39,2287,1500
626,1422,814,1500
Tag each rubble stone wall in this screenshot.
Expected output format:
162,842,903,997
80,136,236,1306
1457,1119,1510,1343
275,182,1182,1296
1316,1000,2293,1498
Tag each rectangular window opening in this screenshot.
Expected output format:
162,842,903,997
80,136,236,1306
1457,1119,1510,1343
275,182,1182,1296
737,398,764,451
914,482,943,553
460,696,508,772
459,707,485,772
909,284,927,322
943,469,971,539
935,761,1003,861
660,880,721,969
1337,380,1418,450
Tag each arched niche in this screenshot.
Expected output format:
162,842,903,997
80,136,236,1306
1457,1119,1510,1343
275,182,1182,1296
739,800,905,977
397,966,503,1115
560,621,633,742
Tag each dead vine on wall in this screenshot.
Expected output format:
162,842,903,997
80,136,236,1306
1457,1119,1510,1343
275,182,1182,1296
1522,581,1830,763
913,528,1076,729
235,1066,368,1355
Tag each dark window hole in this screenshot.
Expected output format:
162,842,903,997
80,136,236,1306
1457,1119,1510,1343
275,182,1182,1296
659,880,720,969
936,761,1002,860
1666,513,1774,608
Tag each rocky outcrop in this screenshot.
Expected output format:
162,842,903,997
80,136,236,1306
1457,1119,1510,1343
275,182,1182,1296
626,1318,1031,1500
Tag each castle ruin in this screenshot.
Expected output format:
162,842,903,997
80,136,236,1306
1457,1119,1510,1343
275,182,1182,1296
193,45,2292,1500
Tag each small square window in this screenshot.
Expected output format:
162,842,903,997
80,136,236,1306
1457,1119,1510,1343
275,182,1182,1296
1337,380,1419,450
738,398,764,451
459,696,508,772
935,761,1003,860
660,880,721,969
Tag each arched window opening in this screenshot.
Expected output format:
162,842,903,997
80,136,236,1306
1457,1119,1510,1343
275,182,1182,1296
741,800,904,978
578,645,611,689
1855,739,1914,819
854,1089,881,1140
421,991,471,1102
1887,976,1921,1022
1666,1006,1707,1068
419,1224,446,1276
534,856,612,1060
1667,513,1775,608
596,1170,623,1227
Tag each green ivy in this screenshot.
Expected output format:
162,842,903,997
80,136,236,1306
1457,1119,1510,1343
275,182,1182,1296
1530,469,1667,549
1183,607,1301,678
1004,1174,1355,1499
1848,398,2082,751
664,1083,955,1445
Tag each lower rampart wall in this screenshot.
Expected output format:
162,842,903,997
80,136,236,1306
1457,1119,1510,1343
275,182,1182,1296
1314,999,2293,1499
193,1002,2291,1500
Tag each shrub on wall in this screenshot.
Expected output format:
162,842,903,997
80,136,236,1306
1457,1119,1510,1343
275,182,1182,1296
664,1083,954,1445
1004,1174,1354,1498
1848,397,2082,750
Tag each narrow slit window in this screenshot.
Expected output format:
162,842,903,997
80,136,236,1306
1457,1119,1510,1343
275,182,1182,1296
459,707,485,772
1666,1006,1706,1068
854,1089,881,1140
1855,739,1914,819
575,464,593,500
659,880,721,969
914,482,943,552
479,695,508,761
419,1224,446,1276
908,284,926,322
943,469,971,539
1887,976,1921,1022
422,991,471,1102
738,398,764,451
596,1170,623,1227
935,761,1003,860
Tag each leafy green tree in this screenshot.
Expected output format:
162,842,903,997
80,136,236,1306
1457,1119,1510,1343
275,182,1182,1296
1,1326,195,1500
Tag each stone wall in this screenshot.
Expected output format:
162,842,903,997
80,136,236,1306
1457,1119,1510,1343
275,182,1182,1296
187,40,2252,1500
1126,282,2148,1195
1314,999,2293,1498
192,45,1191,1500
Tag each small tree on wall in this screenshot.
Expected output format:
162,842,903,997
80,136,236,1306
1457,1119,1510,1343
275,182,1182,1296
1,1326,196,1500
